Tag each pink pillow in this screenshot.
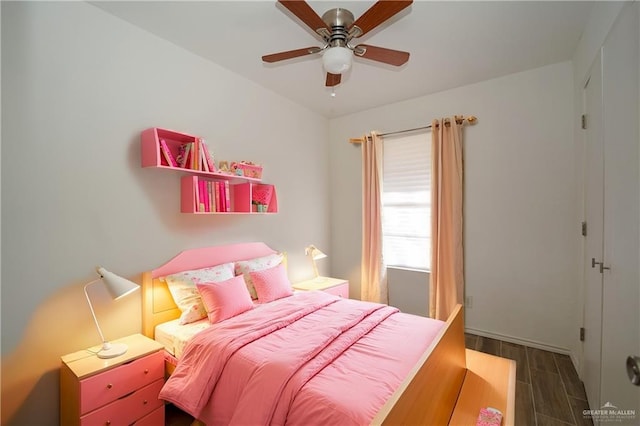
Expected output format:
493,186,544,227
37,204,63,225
196,275,254,323
249,263,293,304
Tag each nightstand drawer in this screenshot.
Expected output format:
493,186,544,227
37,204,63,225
80,379,164,426
80,351,164,414
324,283,349,298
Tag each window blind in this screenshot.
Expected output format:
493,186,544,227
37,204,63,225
382,132,431,271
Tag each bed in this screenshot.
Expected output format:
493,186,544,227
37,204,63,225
141,242,514,425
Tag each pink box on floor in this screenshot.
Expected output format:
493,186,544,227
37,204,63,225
477,407,503,426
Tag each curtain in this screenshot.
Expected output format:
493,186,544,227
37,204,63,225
430,117,464,320
361,132,388,304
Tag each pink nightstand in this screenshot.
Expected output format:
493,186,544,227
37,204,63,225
293,277,349,298
60,334,165,426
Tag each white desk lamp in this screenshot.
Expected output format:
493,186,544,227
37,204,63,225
84,267,139,359
305,245,327,281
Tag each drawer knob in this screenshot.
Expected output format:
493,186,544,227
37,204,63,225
106,384,113,389
143,399,148,405
105,421,111,426
144,369,149,374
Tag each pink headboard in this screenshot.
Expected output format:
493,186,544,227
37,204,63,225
141,242,277,338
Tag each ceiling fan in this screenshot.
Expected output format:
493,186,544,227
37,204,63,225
262,0,413,87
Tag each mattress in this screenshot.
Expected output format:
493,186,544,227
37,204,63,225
155,301,267,358
154,318,210,358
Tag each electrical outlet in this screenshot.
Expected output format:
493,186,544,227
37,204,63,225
465,296,473,308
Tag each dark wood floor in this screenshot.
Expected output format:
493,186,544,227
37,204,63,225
166,335,593,426
166,403,194,426
466,333,593,426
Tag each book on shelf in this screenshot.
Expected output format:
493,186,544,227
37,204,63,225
198,179,205,212
201,139,216,172
177,143,191,168
189,140,196,170
194,176,201,212
192,139,199,170
160,139,178,167
207,180,214,212
189,141,194,170
219,182,226,212
201,179,210,212
199,141,209,172
224,181,231,212
214,181,221,212
196,179,201,212
173,139,216,173
190,141,198,170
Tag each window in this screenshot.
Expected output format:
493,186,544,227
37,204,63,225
382,132,431,271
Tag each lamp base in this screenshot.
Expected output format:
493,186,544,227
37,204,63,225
97,342,128,359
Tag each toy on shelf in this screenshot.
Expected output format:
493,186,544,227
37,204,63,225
230,161,263,179
217,161,231,174
252,184,274,213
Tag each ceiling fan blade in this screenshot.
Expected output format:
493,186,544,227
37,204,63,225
262,47,322,63
278,0,331,34
350,0,413,37
326,73,341,87
355,44,410,66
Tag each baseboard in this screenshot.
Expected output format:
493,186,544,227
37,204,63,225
465,327,571,355
466,327,584,379
569,351,582,378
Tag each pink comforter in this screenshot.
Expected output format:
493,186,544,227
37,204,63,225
159,291,444,425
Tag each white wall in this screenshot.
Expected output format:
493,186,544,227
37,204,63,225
387,267,429,317
0,2,330,424
573,1,627,86
329,61,578,353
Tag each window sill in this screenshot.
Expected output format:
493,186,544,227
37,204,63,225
386,265,431,274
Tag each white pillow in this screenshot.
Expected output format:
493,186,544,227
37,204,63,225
234,253,285,299
164,262,235,324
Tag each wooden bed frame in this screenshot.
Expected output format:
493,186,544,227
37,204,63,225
141,242,515,425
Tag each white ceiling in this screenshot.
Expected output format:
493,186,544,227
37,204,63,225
92,1,594,118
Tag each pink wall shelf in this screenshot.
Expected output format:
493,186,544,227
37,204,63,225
141,127,278,215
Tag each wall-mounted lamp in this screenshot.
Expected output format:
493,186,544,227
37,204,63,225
84,267,139,359
305,245,327,280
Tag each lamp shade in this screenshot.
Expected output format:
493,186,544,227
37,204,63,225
84,267,139,358
322,46,352,74
305,245,327,261
305,245,327,279
97,267,139,300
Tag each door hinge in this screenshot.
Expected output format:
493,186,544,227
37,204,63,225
581,114,587,129
580,327,585,341
581,221,587,236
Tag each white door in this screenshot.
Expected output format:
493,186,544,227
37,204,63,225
582,4,640,424
599,3,639,420
583,52,604,416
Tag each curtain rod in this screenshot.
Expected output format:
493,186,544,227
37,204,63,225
348,115,477,144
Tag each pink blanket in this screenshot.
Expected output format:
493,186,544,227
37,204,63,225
159,291,444,425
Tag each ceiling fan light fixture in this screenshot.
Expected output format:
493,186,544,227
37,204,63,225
322,46,352,74
264,0,414,87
